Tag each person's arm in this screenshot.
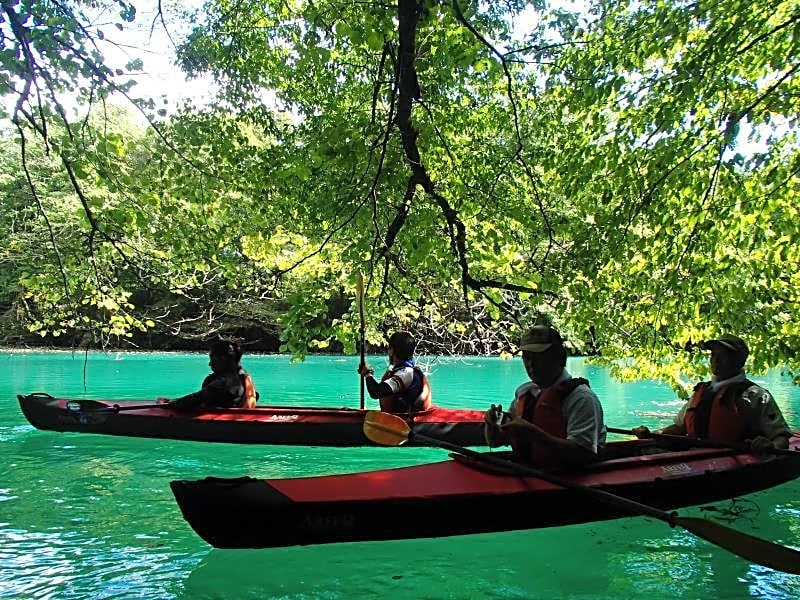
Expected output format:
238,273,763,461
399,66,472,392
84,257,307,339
357,364,394,399
746,387,791,453
364,374,392,399
750,434,790,453
172,374,242,409
499,417,597,466
632,400,689,438
170,390,204,410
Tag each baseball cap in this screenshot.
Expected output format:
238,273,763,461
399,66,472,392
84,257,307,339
519,325,563,353
702,334,749,358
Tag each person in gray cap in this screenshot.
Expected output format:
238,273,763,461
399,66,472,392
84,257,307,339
484,325,606,468
633,334,790,453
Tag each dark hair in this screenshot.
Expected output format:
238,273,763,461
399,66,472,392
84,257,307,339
388,331,416,361
209,339,242,363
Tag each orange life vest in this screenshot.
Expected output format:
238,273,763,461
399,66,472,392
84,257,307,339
684,380,752,443
241,372,258,409
379,366,432,413
512,378,588,467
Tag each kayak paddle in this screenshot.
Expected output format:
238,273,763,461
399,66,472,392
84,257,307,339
66,399,171,413
356,272,366,410
607,426,799,456
363,410,800,575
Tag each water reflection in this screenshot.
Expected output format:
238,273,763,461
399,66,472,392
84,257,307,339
180,513,800,600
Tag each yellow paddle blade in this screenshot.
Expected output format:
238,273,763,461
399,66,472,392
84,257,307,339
675,516,800,574
363,410,411,446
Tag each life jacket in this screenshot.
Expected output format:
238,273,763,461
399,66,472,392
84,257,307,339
684,379,754,442
379,364,432,413
512,378,589,468
240,371,258,409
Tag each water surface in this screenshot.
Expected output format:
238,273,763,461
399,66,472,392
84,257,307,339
2,351,799,598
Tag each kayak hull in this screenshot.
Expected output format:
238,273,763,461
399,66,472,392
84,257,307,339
170,434,800,548
17,392,486,447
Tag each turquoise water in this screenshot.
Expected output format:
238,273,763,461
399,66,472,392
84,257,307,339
2,350,800,599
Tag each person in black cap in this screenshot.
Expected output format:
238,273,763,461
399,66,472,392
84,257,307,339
484,325,606,468
632,334,790,453
165,339,258,410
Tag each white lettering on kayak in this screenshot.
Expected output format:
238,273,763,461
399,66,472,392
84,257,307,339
661,463,692,474
267,414,300,421
302,513,356,533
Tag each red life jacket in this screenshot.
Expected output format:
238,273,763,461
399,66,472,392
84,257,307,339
684,380,753,443
512,378,589,467
379,366,432,413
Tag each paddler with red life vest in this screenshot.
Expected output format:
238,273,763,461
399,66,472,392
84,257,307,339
165,339,258,410
632,334,790,453
357,331,432,413
484,325,606,468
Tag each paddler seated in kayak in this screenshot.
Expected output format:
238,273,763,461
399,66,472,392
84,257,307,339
632,334,790,454
484,325,606,469
356,331,432,413
162,339,258,410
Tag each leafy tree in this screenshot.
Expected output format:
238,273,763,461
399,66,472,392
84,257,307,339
1,0,799,392
538,0,800,385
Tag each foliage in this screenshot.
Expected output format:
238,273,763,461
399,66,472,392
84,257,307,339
540,0,800,387
1,0,799,392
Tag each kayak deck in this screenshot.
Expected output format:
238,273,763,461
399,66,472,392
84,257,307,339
17,392,486,446
170,433,800,548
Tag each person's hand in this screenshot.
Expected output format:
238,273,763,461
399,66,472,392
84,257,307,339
498,415,535,434
357,363,374,377
156,397,171,404
748,435,775,455
500,415,548,438
484,404,502,425
631,426,652,439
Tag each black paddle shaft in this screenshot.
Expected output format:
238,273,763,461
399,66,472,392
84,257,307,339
606,427,798,456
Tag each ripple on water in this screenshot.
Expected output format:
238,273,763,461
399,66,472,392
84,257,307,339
0,526,203,599
0,425,37,444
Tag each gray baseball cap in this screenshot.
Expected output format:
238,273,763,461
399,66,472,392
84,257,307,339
519,325,563,353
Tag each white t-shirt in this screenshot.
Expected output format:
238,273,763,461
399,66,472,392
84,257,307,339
508,370,606,453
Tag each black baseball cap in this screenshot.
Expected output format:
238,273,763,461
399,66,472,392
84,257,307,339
702,334,749,358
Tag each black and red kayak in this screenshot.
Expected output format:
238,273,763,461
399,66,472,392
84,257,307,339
170,432,800,549
16,392,486,447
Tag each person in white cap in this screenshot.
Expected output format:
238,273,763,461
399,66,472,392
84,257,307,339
484,325,606,468
633,334,790,453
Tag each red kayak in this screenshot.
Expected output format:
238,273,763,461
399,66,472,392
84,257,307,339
16,392,486,446
170,432,800,549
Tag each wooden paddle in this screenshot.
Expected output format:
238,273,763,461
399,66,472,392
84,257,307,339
363,410,800,575
356,272,366,410
66,399,171,413
606,426,798,456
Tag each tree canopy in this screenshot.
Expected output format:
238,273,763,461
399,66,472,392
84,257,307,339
1,0,799,392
